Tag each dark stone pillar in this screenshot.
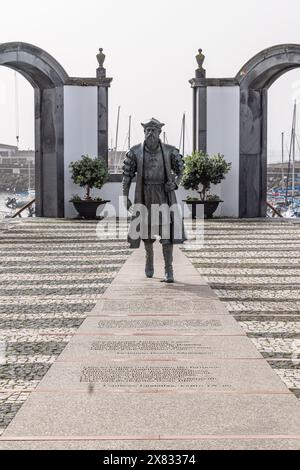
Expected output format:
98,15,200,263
197,71,207,153
35,86,64,218
192,87,197,152
96,49,112,166
239,86,267,218
260,88,268,218
190,63,207,153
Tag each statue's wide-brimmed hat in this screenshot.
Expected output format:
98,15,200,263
141,118,165,130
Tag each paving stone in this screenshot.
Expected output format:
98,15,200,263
3,392,300,438
0,218,132,433
90,298,229,315
37,359,287,393
79,314,244,336
55,335,261,361
183,219,300,399
2,218,300,449
0,439,300,450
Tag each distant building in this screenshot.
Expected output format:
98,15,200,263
0,143,18,157
0,144,34,166
108,149,126,174
0,144,35,191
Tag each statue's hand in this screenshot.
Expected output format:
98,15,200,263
127,199,133,211
165,181,178,192
122,195,133,212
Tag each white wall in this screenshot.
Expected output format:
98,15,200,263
207,86,240,217
64,86,98,218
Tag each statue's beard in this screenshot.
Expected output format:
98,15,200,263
145,135,159,151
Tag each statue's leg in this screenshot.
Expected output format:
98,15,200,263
144,240,154,278
162,243,174,284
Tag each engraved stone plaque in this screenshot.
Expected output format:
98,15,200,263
37,359,288,394
56,335,260,361
80,364,226,390
96,318,223,330
102,285,217,300
90,299,228,315
79,314,244,336
90,339,215,356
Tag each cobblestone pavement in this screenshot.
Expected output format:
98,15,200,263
183,219,300,400
0,218,131,435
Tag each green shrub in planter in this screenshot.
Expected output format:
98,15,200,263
69,154,108,200
182,151,231,201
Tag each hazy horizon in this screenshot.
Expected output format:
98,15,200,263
1,0,300,162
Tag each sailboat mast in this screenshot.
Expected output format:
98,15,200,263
28,160,31,191
182,113,186,156
128,115,132,150
14,71,20,148
281,132,284,191
115,106,121,151
292,101,297,199
114,105,121,173
286,103,296,204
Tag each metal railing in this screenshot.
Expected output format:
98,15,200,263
11,198,36,218
267,201,283,218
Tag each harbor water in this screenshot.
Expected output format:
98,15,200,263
0,190,35,219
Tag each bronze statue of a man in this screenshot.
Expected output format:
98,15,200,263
122,118,185,283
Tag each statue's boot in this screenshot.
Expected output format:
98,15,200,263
162,244,174,283
144,241,154,278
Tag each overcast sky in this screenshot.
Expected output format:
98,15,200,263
1,0,300,162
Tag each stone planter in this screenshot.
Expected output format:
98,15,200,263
183,200,223,219
72,200,110,219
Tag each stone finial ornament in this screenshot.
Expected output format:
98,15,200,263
97,48,106,67
196,49,205,70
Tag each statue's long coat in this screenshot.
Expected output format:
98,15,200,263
122,142,186,249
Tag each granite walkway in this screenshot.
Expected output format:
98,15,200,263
0,241,299,450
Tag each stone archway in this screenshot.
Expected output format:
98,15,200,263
0,42,69,217
236,44,300,218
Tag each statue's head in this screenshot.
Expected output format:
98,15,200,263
142,118,165,150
